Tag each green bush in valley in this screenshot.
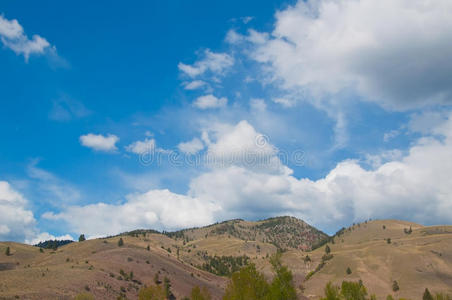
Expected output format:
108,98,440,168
223,264,270,300
321,282,341,300
191,285,212,300
74,293,95,300
138,284,165,300
341,281,368,300
222,253,296,300
5,246,10,256
346,267,352,275
434,292,452,300
321,281,373,300
269,253,297,300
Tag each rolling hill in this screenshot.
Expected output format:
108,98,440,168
0,217,451,299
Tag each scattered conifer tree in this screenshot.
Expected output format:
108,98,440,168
423,288,434,300
118,237,124,247
5,246,10,256
346,267,352,275
392,280,399,292
325,245,331,254
138,284,165,300
78,234,86,242
163,276,172,298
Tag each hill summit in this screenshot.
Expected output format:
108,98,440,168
165,216,328,251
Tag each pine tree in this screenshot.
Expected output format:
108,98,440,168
325,245,331,254
423,288,434,300
392,280,399,292
346,267,352,275
5,246,10,256
78,234,86,242
146,245,150,251
118,237,124,247
163,276,171,298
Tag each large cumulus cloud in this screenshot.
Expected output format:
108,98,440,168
249,0,452,110
45,114,452,235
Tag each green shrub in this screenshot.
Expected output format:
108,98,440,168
191,285,212,300
74,293,95,300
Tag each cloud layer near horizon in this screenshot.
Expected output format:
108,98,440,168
42,113,452,237
0,181,73,244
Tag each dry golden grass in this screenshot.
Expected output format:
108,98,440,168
298,220,452,299
1,218,451,299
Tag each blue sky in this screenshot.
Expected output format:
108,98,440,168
1,0,452,243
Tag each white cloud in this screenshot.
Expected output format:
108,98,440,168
178,49,234,78
189,114,452,228
184,80,207,90
178,138,204,154
250,98,267,112
408,111,449,135
0,181,36,242
203,120,284,173
272,97,295,108
46,114,452,235
125,138,169,156
0,15,54,61
125,138,156,154
80,133,119,152
43,189,219,238
193,94,227,109
225,30,244,44
0,180,66,244
250,0,452,110
26,232,74,245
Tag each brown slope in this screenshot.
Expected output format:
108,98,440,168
298,220,452,299
0,235,227,300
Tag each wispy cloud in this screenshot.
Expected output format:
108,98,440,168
27,161,81,206
178,49,234,78
0,14,55,61
49,96,91,121
193,94,227,109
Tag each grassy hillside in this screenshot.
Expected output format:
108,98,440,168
1,218,452,299
298,220,452,299
169,216,328,251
